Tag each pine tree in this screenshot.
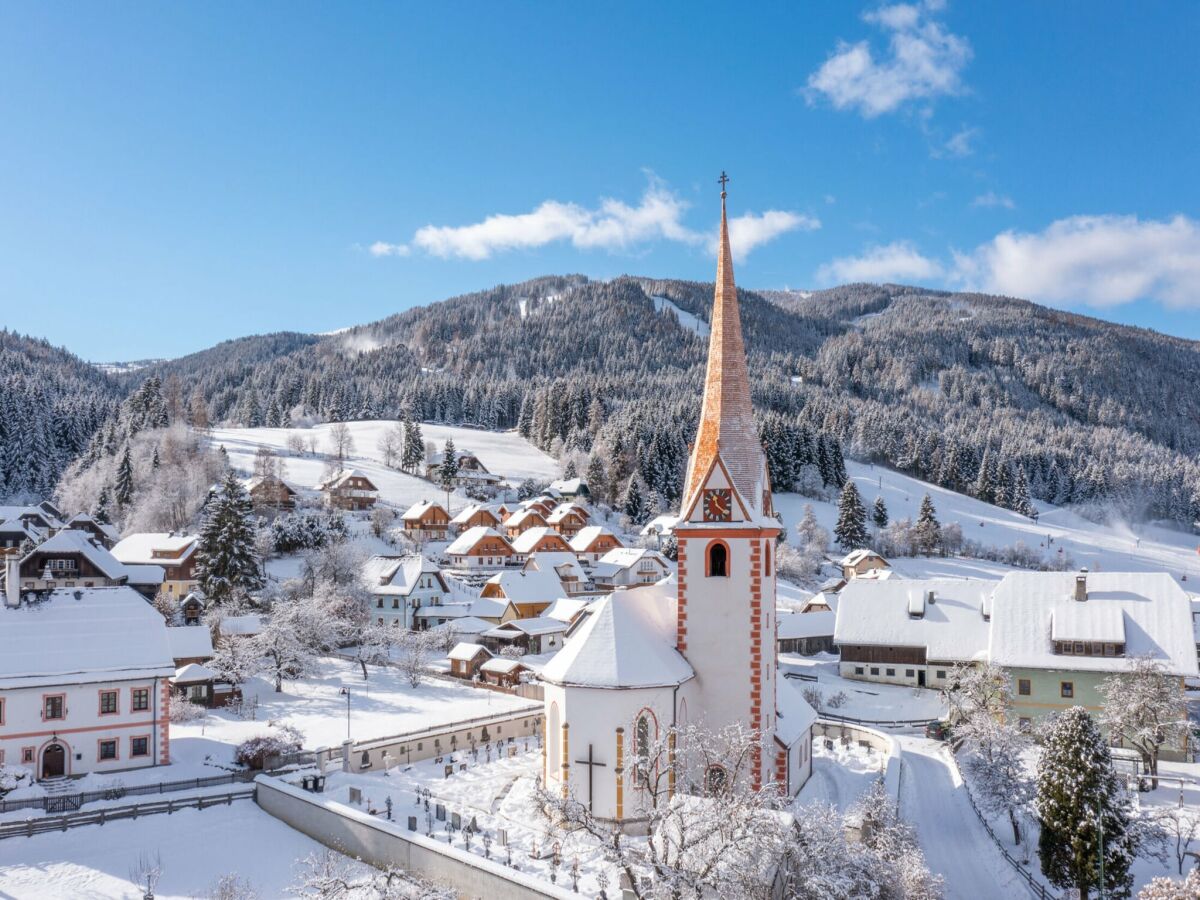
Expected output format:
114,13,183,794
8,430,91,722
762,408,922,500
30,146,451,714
194,472,263,606
151,445,160,471
1036,707,1135,899
93,485,112,524
563,459,578,480
402,417,424,473
872,495,889,530
585,454,607,503
622,472,648,525
834,482,868,551
114,444,135,509
1012,466,1036,518
913,493,941,555
438,439,459,508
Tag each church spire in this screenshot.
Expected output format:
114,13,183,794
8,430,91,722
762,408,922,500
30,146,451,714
683,173,766,513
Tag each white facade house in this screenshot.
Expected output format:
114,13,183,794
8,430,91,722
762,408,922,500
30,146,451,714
590,547,671,589
445,527,514,569
0,584,174,781
361,554,449,628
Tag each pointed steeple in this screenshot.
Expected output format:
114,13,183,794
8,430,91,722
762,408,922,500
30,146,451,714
683,175,766,513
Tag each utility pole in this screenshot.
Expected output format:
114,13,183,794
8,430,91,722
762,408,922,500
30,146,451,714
340,687,351,740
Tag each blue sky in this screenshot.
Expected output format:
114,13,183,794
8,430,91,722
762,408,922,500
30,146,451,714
2,2,1198,360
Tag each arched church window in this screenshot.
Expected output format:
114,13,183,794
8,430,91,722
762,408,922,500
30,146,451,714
635,714,651,785
705,764,728,796
708,542,728,577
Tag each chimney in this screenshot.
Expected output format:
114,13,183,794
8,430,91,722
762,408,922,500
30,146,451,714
1075,568,1088,602
4,556,20,608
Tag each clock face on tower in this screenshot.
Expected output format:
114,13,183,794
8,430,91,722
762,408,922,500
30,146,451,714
702,488,732,522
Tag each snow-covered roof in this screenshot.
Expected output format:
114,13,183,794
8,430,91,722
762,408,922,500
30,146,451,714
839,548,887,568
480,658,526,675
834,578,993,664
545,503,587,524
484,616,567,637
219,614,264,636
543,597,591,623
401,500,445,522
24,529,165,585
484,567,566,605
172,663,217,683
0,587,175,689
799,592,837,614
591,547,668,580
0,504,64,529
569,525,621,552
66,513,120,542
468,595,512,619
548,478,586,495
510,527,570,555
447,642,491,662
427,616,492,635
315,469,377,491
446,526,511,557
639,514,680,536
111,532,198,566
243,474,295,493
413,601,473,620
502,508,545,529
541,578,694,689
166,625,214,660
777,609,836,640
775,677,819,746
988,572,1198,676
449,503,499,526
361,554,442,596
524,551,586,583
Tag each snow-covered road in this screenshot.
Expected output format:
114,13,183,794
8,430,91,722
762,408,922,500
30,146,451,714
898,736,1032,900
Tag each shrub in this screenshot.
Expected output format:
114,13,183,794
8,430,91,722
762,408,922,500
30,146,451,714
235,725,303,770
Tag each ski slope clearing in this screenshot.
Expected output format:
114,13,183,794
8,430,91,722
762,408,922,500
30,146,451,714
774,460,1200,582
652,295,710,338
0,802,364,899
207,420,561,509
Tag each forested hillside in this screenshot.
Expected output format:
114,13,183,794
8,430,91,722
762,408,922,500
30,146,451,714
3,277,1199,527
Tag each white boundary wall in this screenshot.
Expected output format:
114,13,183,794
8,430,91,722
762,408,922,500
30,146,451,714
255,775,575,900
813,719,902,800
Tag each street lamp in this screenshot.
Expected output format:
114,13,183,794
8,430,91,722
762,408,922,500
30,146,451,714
340,687,351,741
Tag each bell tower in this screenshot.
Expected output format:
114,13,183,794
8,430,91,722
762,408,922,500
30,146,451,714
675,173,779,788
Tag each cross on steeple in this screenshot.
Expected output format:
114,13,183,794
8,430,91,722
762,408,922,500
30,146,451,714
718,171,730,195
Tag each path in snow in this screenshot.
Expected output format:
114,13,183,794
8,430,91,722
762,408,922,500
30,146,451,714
897,736,1031,900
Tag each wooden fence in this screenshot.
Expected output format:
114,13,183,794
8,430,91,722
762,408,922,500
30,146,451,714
0,788,255,840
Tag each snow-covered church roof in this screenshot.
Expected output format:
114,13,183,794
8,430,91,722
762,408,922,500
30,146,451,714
540,576,693,689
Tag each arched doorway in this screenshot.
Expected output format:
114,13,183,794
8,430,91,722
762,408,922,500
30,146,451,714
41,743,66,779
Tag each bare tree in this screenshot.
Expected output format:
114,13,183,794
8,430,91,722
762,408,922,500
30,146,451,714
329,423,354,465
129,851,164,900
1099,655,1190,788
205,873,258,900
397,630,435,688
286,432,308,456
1153,805,1200,875
378,422,404,469
289,849,452,899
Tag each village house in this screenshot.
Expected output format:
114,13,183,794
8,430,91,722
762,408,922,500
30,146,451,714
520,496,558,518
509,526,574,562
170,663,240,709
777,592,837,656
481,617,567,656
8,530,164,599
63,513,120,549
447,642,492,680
467,595,519,625
428,616,493,643
839,548,891,581
0,583,174,781
166,625,214,667
400,501,451,542
0,502,66,557
543,596,592,628
480,566,569,619
111,532,200,597
834,578,992,688
988,570,1197,750
545,503,590,538
178,590,205,626
523,552,589,595
548,478,589,501
0,516,42,559
244,474,296,512
361,554,450,628
216,614,264,641
448,503,501,536
569,525,625,563
444,526,514,569
315,469,379,511
502,508,548,540
425,447,502,490
479,657,530,689
590,547,671,590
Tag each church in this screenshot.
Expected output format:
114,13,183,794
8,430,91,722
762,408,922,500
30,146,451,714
540,179,817,826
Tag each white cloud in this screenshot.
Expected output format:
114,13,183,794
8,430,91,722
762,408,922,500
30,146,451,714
816,241,944,284
953,214,1200,308
377,177,816,261
941,125,979,157
971,191,1014,210
725,210,820,259
806,2,971,117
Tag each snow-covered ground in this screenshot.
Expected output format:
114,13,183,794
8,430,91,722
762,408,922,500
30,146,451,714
651,295,710,338
795,737,887,813
207,420,561,511
775,459,1200,583
171,656,538,762
0,802,366,899
779,653,945,723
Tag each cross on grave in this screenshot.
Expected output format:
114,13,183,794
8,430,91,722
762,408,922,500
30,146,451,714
573,743,607,813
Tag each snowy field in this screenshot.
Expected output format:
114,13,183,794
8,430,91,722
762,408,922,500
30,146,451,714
172,656,539,762
779,653,945,723
0,802,365,899
207,420,561,512
796,737,888,813
775,459,1200,583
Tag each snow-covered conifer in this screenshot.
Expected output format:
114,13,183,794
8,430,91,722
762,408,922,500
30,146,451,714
834,482,868,551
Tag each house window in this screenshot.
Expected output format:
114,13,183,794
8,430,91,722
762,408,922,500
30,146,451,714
98,740,118,761
131,688,150,712
376,598,384,608
1060,681,1074,699
1073,642,1084,655
906,669,915,678
870,667,879,676
855,666,864,675
99,691,119,715
0,698,4,725
392,599,399,609
22,747,34,764
1018,717,1032,732
1018,679,1031,696
44,695,65,720
130,737,149,757
936,670,947,679
885,668,895,677
707,543,728,578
